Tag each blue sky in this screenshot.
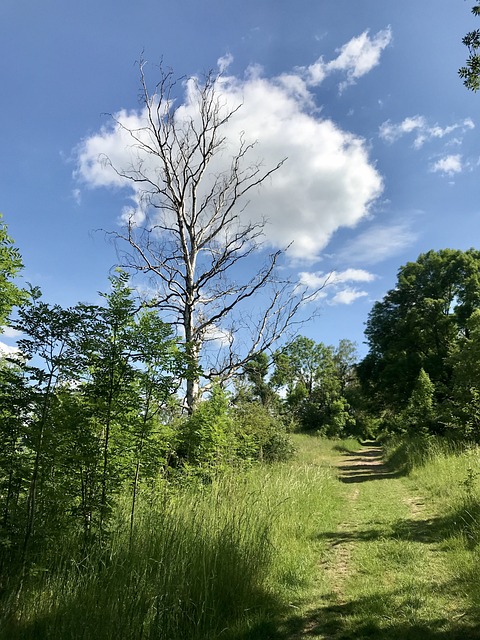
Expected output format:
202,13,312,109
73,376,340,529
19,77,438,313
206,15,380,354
1,0,479,359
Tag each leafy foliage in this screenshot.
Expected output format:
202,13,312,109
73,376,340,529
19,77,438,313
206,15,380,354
0,274,185,571
272,336,360,437
402,369,436,435
359,249,480,414
459,1,480,91
0,215,27,327
359,249,480,440
233,399,295,462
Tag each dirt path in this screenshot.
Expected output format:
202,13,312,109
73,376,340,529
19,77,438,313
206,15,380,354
285,442,479,640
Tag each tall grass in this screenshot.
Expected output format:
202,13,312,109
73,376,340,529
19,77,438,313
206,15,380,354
0,440,340,640
383,434,480,615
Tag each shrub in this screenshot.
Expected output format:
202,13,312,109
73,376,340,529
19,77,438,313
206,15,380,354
233,401,294,462
177,386,235,471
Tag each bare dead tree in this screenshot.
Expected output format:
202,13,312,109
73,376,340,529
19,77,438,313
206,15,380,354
104,61,324,412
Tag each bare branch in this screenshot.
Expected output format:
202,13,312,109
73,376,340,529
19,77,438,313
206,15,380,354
100,61,318,411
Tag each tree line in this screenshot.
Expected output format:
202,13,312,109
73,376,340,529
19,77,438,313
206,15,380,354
5,208,480,575
0,214,365,584
358,248,480,441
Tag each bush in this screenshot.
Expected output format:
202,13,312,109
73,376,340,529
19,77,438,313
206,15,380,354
177,386,235,471
233,401,295,462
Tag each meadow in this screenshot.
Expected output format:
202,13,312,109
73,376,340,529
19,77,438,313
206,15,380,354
2,435,480,639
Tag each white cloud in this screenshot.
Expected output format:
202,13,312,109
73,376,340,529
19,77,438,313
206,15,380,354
331,268,376,284
379,116,474,149
379,115,426,143
217,53,233,73
298,271,331,290
299,268,376,306
431,154,463,176
299,268,375,289
76,47,385,262
202,324,233,348
305,27,392,91
337,221,417,265
330,287,368,305
0,341,19,357
1,326,22,338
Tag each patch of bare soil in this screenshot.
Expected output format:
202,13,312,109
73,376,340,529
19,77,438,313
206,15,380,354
403,495,426,518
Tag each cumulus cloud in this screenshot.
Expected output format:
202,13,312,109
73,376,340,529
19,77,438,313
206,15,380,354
304,27,392,91
76,38,386,262
299,267,376,305
431,154,463,176
330,287,368,305
379,116,474,149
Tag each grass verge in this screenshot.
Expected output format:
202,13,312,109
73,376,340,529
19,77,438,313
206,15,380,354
384,435,480,625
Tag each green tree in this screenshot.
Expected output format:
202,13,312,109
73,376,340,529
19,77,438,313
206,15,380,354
0,215,27,326
333,339,358,393
76,273,142,534
459,1,480,91
0,360,34,567
242,352,277,407
272,336,334,401
358,249,480,414
402,368,436,435
12,294,83,561
128,309,185,541
448,310,480,439
0,270,189,578
272,336,353,435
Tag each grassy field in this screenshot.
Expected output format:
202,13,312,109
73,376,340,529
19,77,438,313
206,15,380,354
0,437,344,640
2,435,480,639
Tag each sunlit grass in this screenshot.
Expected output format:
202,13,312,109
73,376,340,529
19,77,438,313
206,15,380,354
400,439,480,614
284,435,480,639
9,433,479,640
0,437,342,640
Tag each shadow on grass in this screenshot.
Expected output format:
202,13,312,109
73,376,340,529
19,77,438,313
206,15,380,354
313,504,480,546
229,442,480,640
338,465,405,484
335,443,407,484
237,588,480,640
332,440,378,455
0,582,284,640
